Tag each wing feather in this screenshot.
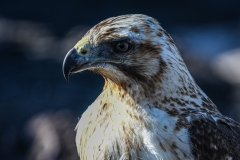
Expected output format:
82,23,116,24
189,115,240,160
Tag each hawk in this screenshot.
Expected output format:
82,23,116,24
62,14,240,160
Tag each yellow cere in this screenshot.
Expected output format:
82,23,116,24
75,37,91,54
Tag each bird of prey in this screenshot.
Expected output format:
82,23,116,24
62,14,240,160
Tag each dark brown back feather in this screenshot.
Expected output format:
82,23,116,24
189,115,240,160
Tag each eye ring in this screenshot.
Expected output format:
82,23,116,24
114,41,130,53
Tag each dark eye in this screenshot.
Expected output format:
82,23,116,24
114,41,130,53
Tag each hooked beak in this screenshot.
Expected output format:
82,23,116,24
62,48,89,82
62,45,123,82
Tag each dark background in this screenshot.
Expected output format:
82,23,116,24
0,0,240,160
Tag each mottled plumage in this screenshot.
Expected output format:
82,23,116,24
62,14,240,160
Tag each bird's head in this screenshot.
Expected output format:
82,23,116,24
63,14,188,91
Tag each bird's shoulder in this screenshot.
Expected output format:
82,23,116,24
188,113,240,160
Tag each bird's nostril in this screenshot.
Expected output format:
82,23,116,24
81,50,87,55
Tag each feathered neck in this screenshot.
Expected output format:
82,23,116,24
102,52,218,114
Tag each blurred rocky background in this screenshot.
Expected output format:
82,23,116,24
0,0,240,160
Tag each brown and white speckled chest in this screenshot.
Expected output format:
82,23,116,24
75,85,194,160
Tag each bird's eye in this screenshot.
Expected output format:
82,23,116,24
114,42,130,53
